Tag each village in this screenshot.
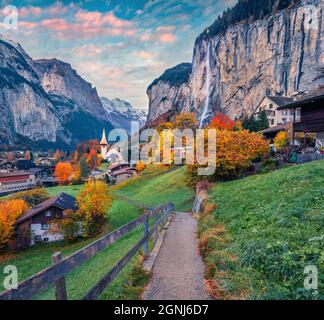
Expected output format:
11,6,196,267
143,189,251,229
0,88,323,252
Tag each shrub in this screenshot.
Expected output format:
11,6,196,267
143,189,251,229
52,209,81,242
9,188,50,207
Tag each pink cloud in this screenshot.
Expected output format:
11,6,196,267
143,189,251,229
159,33,176,43
133,50,154,60
19,7,42,18
75,10,132,28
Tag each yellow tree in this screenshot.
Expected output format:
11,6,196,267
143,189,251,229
174,112,197,130
274,131,289,149
77,181,112,236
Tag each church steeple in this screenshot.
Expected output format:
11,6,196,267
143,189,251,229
100,129,108,146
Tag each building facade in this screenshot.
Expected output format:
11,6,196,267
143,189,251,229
254,96,300,128
0,171,36,196
15,193,78,247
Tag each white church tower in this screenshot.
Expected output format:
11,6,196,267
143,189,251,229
100,129,109,161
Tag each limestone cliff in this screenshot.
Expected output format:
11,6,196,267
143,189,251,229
147,0,324,127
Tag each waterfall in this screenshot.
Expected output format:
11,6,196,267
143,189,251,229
199,41,211,128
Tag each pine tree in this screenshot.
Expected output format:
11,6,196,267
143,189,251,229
257,110,269,131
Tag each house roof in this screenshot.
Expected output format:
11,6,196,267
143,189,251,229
16,193,78,225
109,162,128,171
277,94,324,110
0,171,31,178
266,96,294,107
112,167,138,177
260,123,290,135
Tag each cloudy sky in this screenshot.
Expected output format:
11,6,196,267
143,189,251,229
0,0,236,110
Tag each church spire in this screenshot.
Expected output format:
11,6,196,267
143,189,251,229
100,129,108,146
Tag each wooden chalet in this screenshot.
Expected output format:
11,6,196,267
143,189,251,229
277,93,324,147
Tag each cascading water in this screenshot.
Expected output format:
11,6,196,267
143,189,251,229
199,41,211,128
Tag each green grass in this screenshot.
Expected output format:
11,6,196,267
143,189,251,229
0,166,193,299
115,166,194,212
199,160,324,300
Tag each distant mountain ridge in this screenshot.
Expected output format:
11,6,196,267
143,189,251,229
100,97,147,133
0,35,143,150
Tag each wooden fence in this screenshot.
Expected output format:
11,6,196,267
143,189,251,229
0,202,174,300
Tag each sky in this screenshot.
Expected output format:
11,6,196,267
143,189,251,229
0,0,236,110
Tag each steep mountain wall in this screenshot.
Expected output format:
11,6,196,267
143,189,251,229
147,0,324,126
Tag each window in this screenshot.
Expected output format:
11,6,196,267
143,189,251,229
43,237,49,242
271,119,275,125
282,118,287,124
41,223,50,230
269,103,273,109
45,211,52,217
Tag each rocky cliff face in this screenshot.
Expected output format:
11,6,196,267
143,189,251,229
101,97,147,133
0,36,131,149
147,0,324,127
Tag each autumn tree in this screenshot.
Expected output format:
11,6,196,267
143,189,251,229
186,129,269,187
136,160,147,173
79,155,91,179
54,162,73,185
25,150,31,161
0,200,29,251
52,209,81,243
274,131,289,150
54,149,62,163
175,112,197,130
77,181,112,236
209,112,235,131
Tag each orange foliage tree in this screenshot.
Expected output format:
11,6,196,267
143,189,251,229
0,200,29,251
54,162,73,185
209,112,235,131
186,129,269,187
77,181,112,236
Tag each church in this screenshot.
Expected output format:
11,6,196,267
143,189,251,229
100,129,125,163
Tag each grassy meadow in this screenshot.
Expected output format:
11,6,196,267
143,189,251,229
199,160,324,300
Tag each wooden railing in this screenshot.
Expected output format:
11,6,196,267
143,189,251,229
0,203,174,300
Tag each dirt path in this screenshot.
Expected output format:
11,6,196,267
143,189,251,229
144,212,211,300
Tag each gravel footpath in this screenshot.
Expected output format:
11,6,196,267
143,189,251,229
144,212,211,300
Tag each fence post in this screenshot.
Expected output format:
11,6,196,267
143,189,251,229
144,217,149,258
154,209,158,244
52,252,68,300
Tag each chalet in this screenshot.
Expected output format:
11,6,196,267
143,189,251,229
108,162,129,175
28,168,53,181
0,160,15,172
16,160,36,170
277,93,324,149
254,96,300,128
112,167,138,184
15,193,78,247
0,171,36,196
